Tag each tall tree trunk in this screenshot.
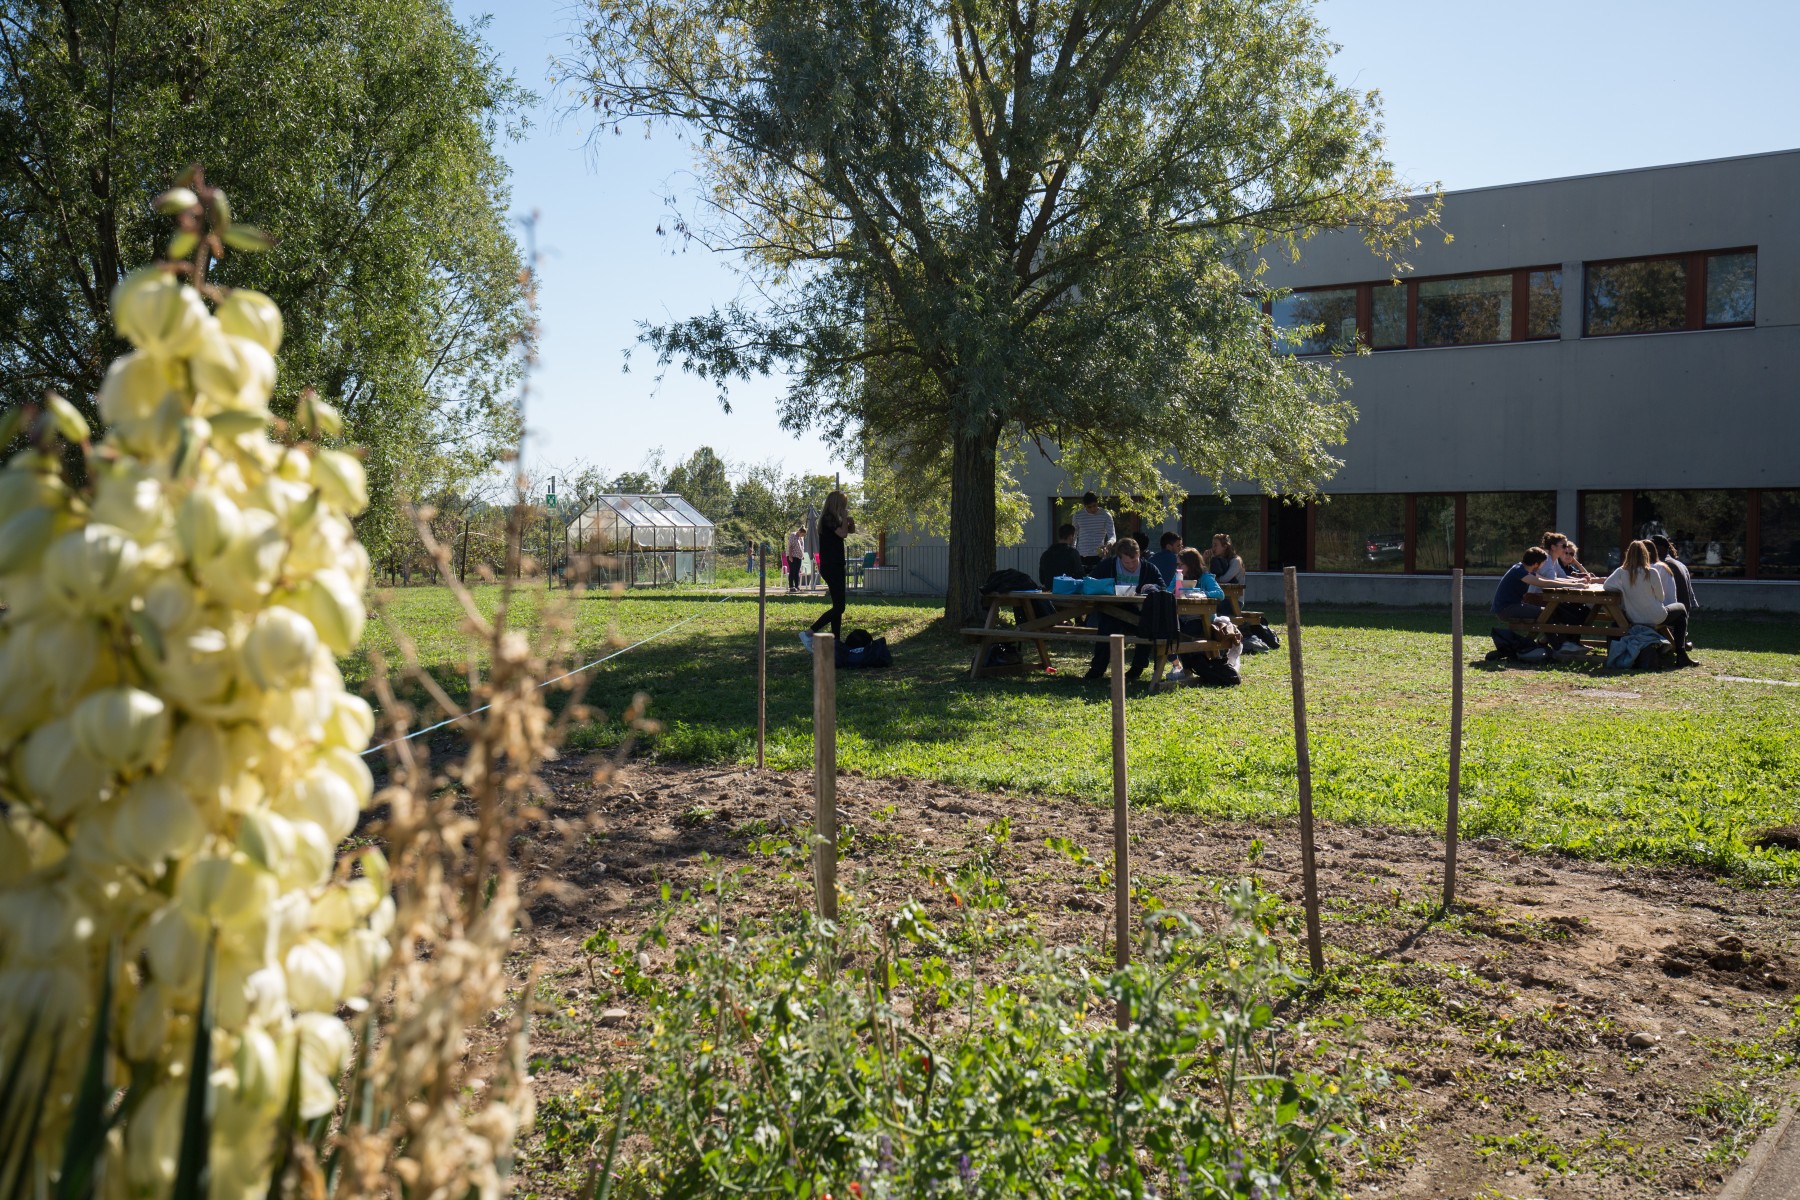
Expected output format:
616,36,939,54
944,423,1000,623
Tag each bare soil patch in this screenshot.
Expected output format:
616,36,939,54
504,759,1800,1199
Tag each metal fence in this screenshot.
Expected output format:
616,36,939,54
857,545,1049,596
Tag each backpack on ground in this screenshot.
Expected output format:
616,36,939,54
836,629,893,669
1242,623,1280,651
1187,655,1242,687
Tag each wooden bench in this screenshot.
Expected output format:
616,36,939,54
961,590,1229,690
1501,584,1668,651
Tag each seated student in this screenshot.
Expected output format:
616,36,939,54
1492,547,1552,622
1176,548,1225,598
1604,540,1696,667
1207,534,1244,615
1649,534,1697,647
1148,532,1183,587
1038,523,1086,590
1535,532,1592,641
1082,537,1165,682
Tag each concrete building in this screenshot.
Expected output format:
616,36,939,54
981,148,1799,612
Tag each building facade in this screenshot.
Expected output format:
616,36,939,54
1000,148,1800,611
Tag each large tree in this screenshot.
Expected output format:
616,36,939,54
568,0,1436,617
0,0,528,561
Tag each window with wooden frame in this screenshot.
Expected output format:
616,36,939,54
1582,248,1756,337
1270,266,1563,354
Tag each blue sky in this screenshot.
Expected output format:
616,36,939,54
451,0,1800,485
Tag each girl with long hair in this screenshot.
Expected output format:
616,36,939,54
1603,539,1695,666
803,491,855,647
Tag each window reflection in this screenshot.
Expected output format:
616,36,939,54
1414,496,1457,572
1705,253,1756,325
1761,491,1800,579
1527,270,1561,338
1313,494,1405,572
1464,492,1556,572
1579,492,1624,571
1371,283,1406,347
1273,288,1359,355
1634,489,1747,578
1417,274,1513,346
1585,258,1688,335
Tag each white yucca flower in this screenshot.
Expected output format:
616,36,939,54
0,268,388,1200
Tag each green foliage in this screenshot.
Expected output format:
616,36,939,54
567,0,1438,615
357,589,1800,883
0,0,529,562
566,878,1378,1197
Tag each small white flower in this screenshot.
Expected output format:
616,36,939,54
216,289,283,353
242,606,319,689
70,686,170,772
285,940,347,1012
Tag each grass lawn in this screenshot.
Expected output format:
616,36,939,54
354,583,1800,883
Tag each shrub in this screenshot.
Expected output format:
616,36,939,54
577,876,1381,1198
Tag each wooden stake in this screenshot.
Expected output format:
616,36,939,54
1110,633,1130,1030
1444,568,1464,910
1282,567,1326,977
812,632,838,920
757,543,768,770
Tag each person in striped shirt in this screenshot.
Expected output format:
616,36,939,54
1071,492,1115,571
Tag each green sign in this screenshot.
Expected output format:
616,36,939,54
547,493,556,508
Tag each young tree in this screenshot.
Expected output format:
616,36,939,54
0,0,530,565
662,445,734,519
568,0,1435,617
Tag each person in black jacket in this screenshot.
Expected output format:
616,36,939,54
1082,537,1165,682
1038,523,1085,590
1650,534,1698,648
802,491,854,648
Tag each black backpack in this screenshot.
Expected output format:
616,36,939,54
979,569,1042,597
1189,655,1241,687
836,629,892,669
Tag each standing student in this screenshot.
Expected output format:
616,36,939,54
803,492,855,648
1071,492,1115,572
785,525,806,593
1604,540,1696,666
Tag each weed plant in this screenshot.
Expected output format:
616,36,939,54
570,868,1381,1198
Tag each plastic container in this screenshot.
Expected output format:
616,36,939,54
1081,576,1113,596
1051,575,1081,595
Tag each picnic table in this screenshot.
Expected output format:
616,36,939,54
961,588,1254,690
1504,582,1661,647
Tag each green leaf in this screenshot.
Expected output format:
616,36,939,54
170,936,218,1200
155,188,200,215
222,225,274,252
168,230,200,260
0,1006,54,1198
208,411,268,438
55,942,118,1200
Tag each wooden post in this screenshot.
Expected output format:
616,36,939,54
1443,568,1464,910
757,543,768,770
812,632,838,920
1282,568,1326,976
1110,633,1130,1031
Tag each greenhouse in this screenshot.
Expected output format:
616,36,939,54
565,493,717,587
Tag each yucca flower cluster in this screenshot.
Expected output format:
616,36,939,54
0,262,387,1198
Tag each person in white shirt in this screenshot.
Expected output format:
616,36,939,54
1535,532,1594,641
1070,492,1115,571
784,526,807,592
1603,540,1695,666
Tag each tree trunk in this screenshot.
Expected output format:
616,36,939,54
944,423,1000,623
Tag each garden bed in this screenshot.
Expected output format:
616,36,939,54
500,758,1800,1199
